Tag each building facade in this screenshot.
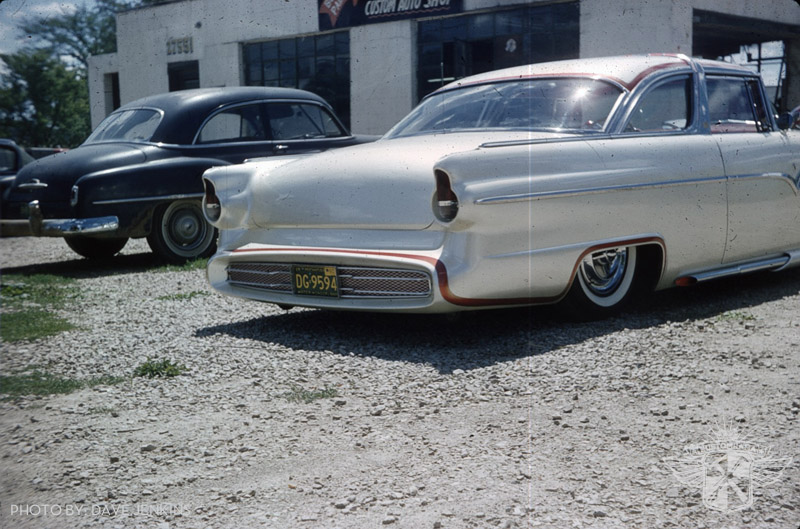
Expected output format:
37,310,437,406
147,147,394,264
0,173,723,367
88,0,800,135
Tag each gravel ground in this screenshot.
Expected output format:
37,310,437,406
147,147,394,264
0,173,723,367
0,236,798,529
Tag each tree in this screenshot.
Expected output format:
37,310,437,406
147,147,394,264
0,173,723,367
19,0,133,70
0,0,158,147
0,50,90,148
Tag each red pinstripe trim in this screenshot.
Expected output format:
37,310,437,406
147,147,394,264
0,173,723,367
230,235,665,307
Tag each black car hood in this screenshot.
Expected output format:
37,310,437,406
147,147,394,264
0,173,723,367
8,142,149,205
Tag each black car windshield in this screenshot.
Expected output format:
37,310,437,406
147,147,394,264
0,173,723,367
84,109,163,144
386,78,623,138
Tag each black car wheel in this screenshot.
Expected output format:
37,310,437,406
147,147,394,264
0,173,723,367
65,236,128,259
147,200,217,264
560,246,638,320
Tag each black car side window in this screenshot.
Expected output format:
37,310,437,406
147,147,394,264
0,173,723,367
197,104,267,144
625,76,692,133
0,146,15,172
268,103,345,140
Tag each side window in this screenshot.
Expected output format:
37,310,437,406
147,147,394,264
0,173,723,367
0,146,15,172
197,104,266,144
706,77,765,133
625,76,692,133
268,103,345,140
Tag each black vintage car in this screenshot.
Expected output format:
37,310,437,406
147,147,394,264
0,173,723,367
1,87,375,263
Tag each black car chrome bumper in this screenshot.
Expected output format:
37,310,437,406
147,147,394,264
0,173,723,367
0,200,119,237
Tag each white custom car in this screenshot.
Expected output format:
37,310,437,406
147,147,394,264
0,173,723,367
201,54,800,318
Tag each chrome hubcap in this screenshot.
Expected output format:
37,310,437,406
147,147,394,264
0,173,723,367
578,247,628,296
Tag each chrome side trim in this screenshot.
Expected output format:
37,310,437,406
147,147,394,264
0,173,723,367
481,133,613,149
679,255,790,284
773,250,800,271
28,200,119,237
17,179,48,190
475,175,727,205
728,172,799,194
93,193,203,205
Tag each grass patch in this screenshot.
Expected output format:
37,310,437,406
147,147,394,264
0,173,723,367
283,386,339,404
0,370,124,399
133,358,186,378
153,258,208,273
1,310,75,342
157,290,210,301
1,273,79,309
1,274,79,342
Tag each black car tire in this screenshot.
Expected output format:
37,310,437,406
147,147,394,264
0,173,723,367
559,246,638,320
65,236,128,259
147,200,217,264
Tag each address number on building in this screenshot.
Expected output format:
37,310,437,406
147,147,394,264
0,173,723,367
167,37,193,55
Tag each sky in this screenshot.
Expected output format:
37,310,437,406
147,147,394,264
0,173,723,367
0,0,91,56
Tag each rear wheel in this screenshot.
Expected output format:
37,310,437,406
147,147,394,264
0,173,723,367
147,200,217,264
560,246,638,320
65,236,128,259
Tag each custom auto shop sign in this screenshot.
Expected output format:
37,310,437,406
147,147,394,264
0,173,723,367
319,0,463,30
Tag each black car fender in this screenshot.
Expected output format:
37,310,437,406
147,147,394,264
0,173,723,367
74,156,231,236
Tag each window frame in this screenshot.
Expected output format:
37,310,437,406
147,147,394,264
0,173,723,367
621,74,694,135
192,99,348,146
705,74,774,134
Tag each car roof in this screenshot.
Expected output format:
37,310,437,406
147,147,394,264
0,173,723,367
115,87,331,145
434,54,756,94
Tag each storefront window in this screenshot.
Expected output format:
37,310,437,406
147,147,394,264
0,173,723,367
417,2,579,100
243,31,351,129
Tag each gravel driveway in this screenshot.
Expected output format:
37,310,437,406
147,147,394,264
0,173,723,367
1,236,798,529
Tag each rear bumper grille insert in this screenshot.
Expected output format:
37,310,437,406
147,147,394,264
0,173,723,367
226,262,432,298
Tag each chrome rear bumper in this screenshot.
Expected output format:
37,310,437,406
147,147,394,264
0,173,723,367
0,200,119,237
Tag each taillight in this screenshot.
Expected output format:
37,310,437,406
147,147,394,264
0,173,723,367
434,170,458,222
203,178,221,222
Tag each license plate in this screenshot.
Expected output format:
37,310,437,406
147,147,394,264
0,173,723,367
292,265,339,297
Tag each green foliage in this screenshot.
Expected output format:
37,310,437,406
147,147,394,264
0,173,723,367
0,0,154,148
0,310,75,343
134,358,186,378
0,49,90,148
157,291,210,301
1,273,79,309
716,310,757,322
0,369,124,399
0,274,79,342
19,0,134,69
283,386,340,404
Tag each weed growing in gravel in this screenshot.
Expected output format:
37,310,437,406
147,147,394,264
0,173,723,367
0,274,79,342
153,258,208,273
716,310,757,322
157,291,210,301
283,386,339,404
134,358,186,378
89,406,119,416
0,369,124,399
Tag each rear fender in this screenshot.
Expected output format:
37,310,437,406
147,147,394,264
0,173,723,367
74,157,230,235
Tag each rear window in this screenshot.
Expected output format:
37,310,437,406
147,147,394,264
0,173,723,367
85,109,163,144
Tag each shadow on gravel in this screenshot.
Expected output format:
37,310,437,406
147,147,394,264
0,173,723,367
196,268,800,373
0,252,182,279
